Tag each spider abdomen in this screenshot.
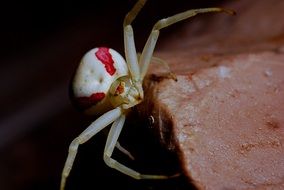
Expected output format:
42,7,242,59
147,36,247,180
72,47,128,115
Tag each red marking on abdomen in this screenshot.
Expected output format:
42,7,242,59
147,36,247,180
76,92,105,109
95,47,116,75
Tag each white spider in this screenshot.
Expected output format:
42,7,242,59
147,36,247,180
60,0,233,189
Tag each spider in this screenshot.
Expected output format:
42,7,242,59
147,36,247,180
60,0,234,189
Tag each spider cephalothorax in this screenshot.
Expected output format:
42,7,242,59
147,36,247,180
60,1,234,189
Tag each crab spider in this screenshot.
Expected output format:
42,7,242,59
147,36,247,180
60,0,234,189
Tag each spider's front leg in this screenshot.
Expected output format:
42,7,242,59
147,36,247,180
123,0,147,98
115,0,176,179
139,8,235,80
60,107,122,190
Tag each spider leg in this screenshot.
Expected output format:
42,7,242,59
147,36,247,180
123,0,148,97
116,141,135,160
137,53,177,81
123,0,147,27
139,7,234,80
149,56,177,81
103,115,170,179
124,24,140,82
60,107,122,190
123,0,147,81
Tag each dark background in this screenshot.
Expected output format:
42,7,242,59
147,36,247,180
0,0,224,189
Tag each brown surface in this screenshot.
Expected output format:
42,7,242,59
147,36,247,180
141,51,284,189
138,0,284,189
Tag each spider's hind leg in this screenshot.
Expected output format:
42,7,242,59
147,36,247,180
103,115,171,179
